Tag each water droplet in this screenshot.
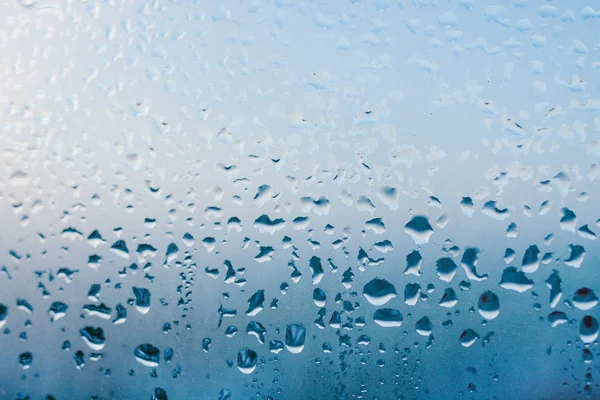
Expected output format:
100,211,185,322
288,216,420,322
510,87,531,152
545,270,563,308
439,288,458,308
461,248,488,281
478,291,500,320
580,316,599,343
269,340,284,354
237,348,258,374
309,256,324,284
521,245,540,273
499,267,533,292
247,321,267,344
404,283,421,306
436,258,458,283
565,244,586,268
548,311,568,327
415,316,432,336
80,326,106,351
363,278,397,306
49,302,68,322
482,201,510,220
134,344,160,367
373,308,403,327
132,287,151,314
246,290,265,316
254,214,286,234
573,288,598,310
285,323,306,354
110,240,130,259
460,329,480,347
113,304,127,325
404,216,434,244
559,208,577,232
404,250,423,276
313,288,326,307
18,352,32,370
82,303,111,320
0,304,7,328
152,387,169,400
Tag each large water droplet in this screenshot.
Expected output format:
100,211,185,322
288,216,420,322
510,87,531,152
237,348,258,374
373,308,403,327
132,287,151,314
580,316,599,343
363,278,397,306
548,311,568,327
246,290,265,316
285,323,306,354
478,291,500,320
439,288,458,308
80,326,106,351
499,267,533,292
404,216,434,245
460,329,480,347
573,288,598,310
110,239,130,259
49,302,68,322
313,288,326,307
436,258,458,282
415,316,432,336
521,245,540,273
134,344,160,367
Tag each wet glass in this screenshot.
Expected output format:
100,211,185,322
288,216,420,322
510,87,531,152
1,0,599,399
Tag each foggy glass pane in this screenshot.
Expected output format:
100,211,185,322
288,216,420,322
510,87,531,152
1,0,599,399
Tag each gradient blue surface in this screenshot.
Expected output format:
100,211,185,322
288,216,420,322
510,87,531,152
1,0,599,399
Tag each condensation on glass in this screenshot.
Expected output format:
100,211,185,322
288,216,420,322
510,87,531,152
0,0,599,399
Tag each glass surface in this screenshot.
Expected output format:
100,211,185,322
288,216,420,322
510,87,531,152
1,0,599,399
